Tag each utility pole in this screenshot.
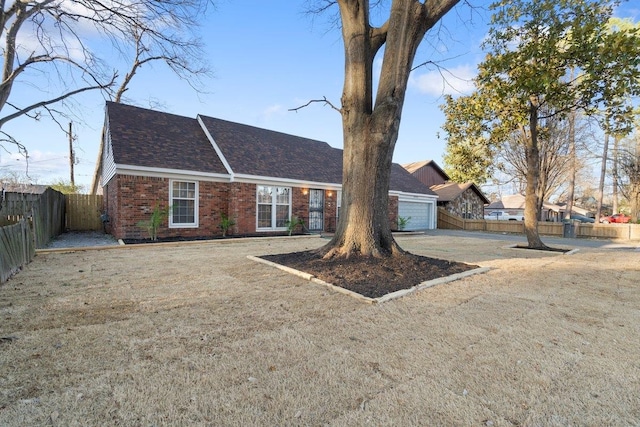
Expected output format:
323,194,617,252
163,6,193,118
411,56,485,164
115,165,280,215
68,122,75,186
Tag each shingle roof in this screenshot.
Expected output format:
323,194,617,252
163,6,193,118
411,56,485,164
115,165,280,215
106,102,435,195
106,102,227,174
487,193,563,211
430,182,470,202
390,164,437,195
197,115,343,183
430,182,490,204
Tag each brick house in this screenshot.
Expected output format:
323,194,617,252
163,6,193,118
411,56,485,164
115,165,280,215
402,160,489,219
93,102,438,240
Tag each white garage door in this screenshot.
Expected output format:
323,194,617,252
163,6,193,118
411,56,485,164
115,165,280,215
398,201,433,230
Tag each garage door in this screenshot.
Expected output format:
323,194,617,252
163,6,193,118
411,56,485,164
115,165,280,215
398,201,433,230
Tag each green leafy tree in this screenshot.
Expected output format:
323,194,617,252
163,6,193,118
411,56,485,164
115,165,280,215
594,17,640,221
617,124,640,221
442,0,640,249
49,179,85,195
441,92,497,184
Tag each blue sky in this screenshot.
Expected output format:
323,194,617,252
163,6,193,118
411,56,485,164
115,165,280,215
1,1,637,190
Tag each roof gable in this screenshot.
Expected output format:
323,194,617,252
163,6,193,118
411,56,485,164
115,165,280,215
430,182,490,204
402,160,450,187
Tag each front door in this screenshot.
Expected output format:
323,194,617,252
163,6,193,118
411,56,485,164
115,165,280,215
308,189,324,231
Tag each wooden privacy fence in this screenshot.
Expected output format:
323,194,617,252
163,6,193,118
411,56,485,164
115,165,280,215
2,188,65,248
0,219,34,283
66,194,103,231
1,188,65,283
438,207,640,240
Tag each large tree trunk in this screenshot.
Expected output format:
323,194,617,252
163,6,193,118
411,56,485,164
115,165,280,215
596,131,609,222
327,119,400,257
321,0,459,258
564,108,576,221
612,134,620,214
523,101,548,249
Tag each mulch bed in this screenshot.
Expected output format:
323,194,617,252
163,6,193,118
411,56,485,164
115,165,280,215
261,250,478,299
122,233,303,245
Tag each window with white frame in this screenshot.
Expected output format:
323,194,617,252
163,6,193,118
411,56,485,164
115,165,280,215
169,180,198,227
257,186,291,230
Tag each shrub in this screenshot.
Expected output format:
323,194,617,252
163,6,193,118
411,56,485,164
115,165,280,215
137,204,171,241
397,216,411,231
285,216,304,236
219,213,236,237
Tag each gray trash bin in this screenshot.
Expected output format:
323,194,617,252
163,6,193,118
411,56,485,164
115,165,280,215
563,222,575,238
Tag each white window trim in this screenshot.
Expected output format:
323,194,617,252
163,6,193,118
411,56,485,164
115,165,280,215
169,179,199,228
256,185,291,231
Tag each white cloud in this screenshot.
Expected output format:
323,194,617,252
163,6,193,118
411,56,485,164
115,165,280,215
0,149,69,182
409,64,477,97
260,104,285,120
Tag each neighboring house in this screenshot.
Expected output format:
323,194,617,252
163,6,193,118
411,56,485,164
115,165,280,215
94,102,438,240
431,182,490,219
402,160,489,219
403,160,448,187
485,194,592,222
556,203,594,219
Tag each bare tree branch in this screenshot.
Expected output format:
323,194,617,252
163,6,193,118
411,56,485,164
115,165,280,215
289,96,342,114
0,0,213,153
0,73,117,128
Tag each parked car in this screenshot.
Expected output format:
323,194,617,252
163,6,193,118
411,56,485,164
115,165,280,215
600,213,632,224
569,214,595,223
484,211,524,221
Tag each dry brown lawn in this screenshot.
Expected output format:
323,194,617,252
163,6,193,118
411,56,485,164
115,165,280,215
1,233,639,426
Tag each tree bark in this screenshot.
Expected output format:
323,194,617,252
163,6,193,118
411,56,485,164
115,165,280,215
596,131,609,222
321,0,459,258
612,134,620,214
564,108,576,221
523,100,548,249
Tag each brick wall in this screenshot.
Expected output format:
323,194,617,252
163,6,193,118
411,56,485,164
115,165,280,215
324,190,338,232
104,175,405,239
198,181,231,236
228,182,256,235
106,175,230,240
291,188,308,220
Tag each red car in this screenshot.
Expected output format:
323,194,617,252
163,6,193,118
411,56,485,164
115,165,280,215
600,213,632,224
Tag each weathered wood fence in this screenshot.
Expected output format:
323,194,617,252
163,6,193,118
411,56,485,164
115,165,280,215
438,207,640,240
0,188,65,284
0,219,34,283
